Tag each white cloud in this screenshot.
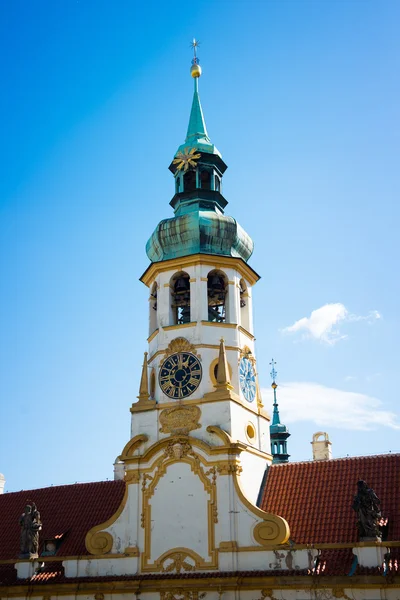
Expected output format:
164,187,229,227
262,382,400,431
281,303,381,344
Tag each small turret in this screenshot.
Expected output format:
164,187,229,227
0,473,5,494
311,432,332,461
269,359,290,464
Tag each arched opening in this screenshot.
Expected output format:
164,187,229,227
175,175,180,194
214,175,220,192
171,271,191,325
200,169,211,190
207,270,228,323
149,282,158,334
239,278,250,331
183,170,196,192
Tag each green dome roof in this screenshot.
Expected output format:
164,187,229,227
146,209,253,263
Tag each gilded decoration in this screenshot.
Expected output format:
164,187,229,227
160,551,195,573
172,147,201,172
257,590,278,600
124,470,140,484
216,462,242,476
85,530,113,555
159,405,201,435
120,434,148,460
332,590,352,600
239,345,256,366
164,337,200,359
160,590,206,600
141,438,218,571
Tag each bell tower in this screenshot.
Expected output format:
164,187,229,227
130,41,272,503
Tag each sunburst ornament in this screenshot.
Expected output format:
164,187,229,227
173,147,201,172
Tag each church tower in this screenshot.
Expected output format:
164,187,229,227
131,43,272,502
88,44,289,573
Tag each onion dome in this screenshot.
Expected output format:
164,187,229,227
146,41,254,264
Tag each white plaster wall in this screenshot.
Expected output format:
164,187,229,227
238,451,268,505
64,557,138,577
148,461,209,561
106,483,140,554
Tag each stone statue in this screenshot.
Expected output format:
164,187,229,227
352,480,382,539
19,502,42,558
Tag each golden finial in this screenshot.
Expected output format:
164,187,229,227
137,352,150,402
190,38,202,78
215,338,233,390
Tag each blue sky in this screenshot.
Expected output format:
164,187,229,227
1,0,399,492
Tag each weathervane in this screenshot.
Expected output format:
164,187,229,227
190,38,200,64
270,359,277,385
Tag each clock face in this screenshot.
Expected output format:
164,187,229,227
239,357,256,403
159,352,202,399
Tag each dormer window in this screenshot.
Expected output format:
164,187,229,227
41,533,66,556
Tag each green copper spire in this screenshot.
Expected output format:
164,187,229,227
145,41,254,265
176,39,221,157
269,359,290,464
185,78,210,145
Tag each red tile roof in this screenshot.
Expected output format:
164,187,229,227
0,480,125,560
260,453,400,544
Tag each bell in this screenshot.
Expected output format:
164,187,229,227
175,276,189,293
180,306,191,324
208,275,224,293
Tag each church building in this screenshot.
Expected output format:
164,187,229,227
0,45,399,600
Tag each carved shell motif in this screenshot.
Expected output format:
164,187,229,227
164,337,199,359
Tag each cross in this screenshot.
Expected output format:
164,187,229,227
190,38,200,61
270,358,277,383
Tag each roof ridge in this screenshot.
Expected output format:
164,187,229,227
270,452,400,467
1,479,121,496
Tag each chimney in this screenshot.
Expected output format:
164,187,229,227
0,473,5,494
311,432,332,461
113,459,125,481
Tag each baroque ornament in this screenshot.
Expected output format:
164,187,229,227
164,337,199,359
161,551,195,573
164,439,192,460
239,345,256,365
159,405,201,435
172,147,201,172
161,590,206,600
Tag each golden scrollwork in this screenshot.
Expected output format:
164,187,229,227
253,519,287,546
141,473,153,491
160,551,195,573
160,591,206,600
159,405,201,435
239,345,256,365
216,462,243,476
164,337,200,359
85,530,113,555
125,470,140,484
